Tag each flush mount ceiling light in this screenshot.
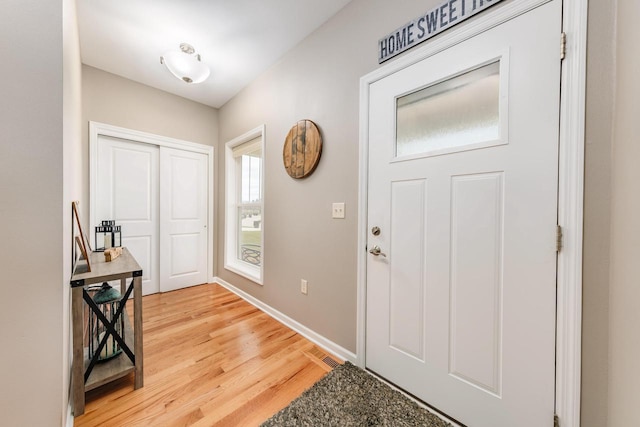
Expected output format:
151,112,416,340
160,43,210,84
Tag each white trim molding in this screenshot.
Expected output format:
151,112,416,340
555,1,588,427
89,121,215,154
66,402,74,427
223,125,266,285
89,121,216,287
357,1,587,426
214,277,357,364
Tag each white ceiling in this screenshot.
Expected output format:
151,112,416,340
77,0,353,108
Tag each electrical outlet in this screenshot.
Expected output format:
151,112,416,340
301,279,308,295
332,202,345,219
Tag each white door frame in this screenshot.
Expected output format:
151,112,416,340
89,121,216,285
356,1,587,427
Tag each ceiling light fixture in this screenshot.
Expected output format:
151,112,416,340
160,43,210,84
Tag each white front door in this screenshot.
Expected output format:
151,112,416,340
159,147,208,292
366,2,561,426
96,135,160,295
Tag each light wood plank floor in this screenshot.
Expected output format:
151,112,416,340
74,283,340,427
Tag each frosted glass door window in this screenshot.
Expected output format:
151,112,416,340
396,61,501,157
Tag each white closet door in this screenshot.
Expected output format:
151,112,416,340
96,135,160,296
159,147,208,292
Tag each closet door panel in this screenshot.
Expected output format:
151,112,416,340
159,147,208,292
95,135,160,295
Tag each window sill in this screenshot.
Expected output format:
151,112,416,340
224,261,262,286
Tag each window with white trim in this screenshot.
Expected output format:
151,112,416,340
225,127,264,283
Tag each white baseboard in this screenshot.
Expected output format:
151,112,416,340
213,277,357,364
65,402,73,427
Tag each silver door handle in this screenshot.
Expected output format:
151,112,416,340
369,245,387,257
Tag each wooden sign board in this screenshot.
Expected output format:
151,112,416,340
378,0,504,63
283,120,322,179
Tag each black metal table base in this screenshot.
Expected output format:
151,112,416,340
82,279,136,383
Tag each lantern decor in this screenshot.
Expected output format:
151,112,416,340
95,220,122,252
88,282,124,361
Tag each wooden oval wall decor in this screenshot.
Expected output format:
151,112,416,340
283,119,322,179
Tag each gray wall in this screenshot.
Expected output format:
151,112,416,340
218,0,436,353
63,0,83,424
0,0,67,425
582,1,640,426
582,0,615,425
608,0,640,425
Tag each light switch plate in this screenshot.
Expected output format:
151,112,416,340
332,202,345,219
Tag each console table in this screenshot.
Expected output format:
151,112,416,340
69,247,143,415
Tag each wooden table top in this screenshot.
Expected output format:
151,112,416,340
70,247,142,287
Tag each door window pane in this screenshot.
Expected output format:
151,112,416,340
396,61,500,157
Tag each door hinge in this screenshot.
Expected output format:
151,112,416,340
560,32,567,60
554,414,560,427
556,225,563,252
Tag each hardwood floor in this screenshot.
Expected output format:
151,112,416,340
74,283,340,427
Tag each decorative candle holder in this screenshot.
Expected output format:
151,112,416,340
88,282,124,362
95,220,121,252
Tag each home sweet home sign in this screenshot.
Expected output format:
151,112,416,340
378,0,504,63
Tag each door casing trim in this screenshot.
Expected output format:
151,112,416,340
356,1,587,427
89,121,216,286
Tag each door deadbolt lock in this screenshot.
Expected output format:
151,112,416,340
371,226,381,236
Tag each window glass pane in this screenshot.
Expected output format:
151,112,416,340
240,154,262,203
237,206,262,267
396,61,500,157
